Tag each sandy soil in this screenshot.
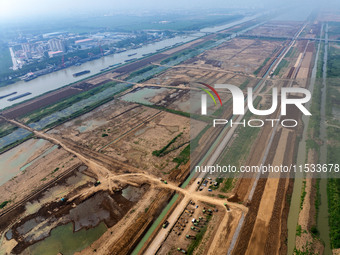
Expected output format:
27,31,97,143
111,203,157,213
245,21,303,38
51,99,205,177
196,38,283,74
0,142,81,206
244,128,289,255
295,149,324,254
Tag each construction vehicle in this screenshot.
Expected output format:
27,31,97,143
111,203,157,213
191,226,200,232
162,220,169,228
177,248,187,254
224,203,230,211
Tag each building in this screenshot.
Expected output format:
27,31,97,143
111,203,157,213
48,51,63,58
36,45,45,55
75,38,94,49
48,39,66,52
24,51,32,60
21,43,31,52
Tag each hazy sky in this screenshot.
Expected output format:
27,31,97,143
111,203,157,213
0,0,286,21
0,0,337,22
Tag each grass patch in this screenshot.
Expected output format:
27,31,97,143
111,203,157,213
0,200,10,209
327,177,340,249
52,167,60,173
300,180,307,210
253,57,270,75
310,225,319,237
173,144,190,168
285,47,297,58
152,133,183,157
218,97,262,168
239,79,250,90
296,225,302,237
325,41,340,250
315,178,320,221
272,59,288,76
221,178,233,193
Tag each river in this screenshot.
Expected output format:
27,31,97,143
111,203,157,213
317,22,331,255
286,24,323,255
0,13,263,110
287,23,331,255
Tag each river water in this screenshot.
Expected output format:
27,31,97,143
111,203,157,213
287,23,331,254
317,23,331,255
286,24,323,255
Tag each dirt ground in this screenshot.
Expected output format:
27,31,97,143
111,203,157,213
294,149,324,254
0,140,81,206
318,12,340,22
50,99,205,177
193,38,284,74
244,128,290,255
245,21,303,38
0,17,322,255
157,201,224,255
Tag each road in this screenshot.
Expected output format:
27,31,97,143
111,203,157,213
142,20,296,255
1,16,309,255
9,47,19,71
0,116,247,214
226,21,309,255
144,20,308,255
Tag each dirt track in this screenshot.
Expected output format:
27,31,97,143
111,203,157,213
1,117,248,255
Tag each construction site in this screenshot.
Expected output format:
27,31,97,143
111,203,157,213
0,9,339,255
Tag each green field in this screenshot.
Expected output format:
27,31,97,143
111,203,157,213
326,42,340,250
272,59,288,76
